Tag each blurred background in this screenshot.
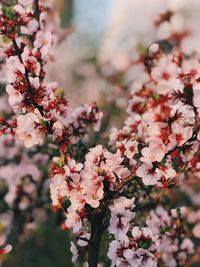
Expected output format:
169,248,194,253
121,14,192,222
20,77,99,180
46,0,200,104
2,0,200,266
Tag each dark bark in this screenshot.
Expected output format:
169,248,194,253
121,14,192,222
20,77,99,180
88,212,104,267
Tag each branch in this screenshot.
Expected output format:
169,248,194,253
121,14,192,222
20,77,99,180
88,212,104,267
12,39,53,134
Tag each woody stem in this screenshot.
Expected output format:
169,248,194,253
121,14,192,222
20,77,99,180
88,212,104,267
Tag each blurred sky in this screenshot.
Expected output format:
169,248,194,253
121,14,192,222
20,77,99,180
73,0,112,52
74,0,112,43
71,0,200,60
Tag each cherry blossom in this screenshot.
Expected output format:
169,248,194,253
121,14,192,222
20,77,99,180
34,31,56,59
6,56,25,83
136,163,160,185
108,227,159,267
6,84,23,112
16,113,45,148
108,197,135,240
0,1,200,267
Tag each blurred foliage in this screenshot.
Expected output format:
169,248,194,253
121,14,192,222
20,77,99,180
2,213,73,267
56,0,73,27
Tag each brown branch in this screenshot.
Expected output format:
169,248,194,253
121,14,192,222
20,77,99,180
88,212,104,267
34,0,40,24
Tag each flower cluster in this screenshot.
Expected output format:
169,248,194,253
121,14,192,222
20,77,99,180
108,226,159,267
1,2,200,267
0,0,103,152
147,206,194,267
108,197,135,240
108,40,200,189
50,145,131,233
0,0,103,261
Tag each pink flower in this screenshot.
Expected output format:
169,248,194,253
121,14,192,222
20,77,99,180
160,236,178,267
16,112,45,148
64,159,83,182
172,79,184,93
182,58,200,79
6,84,23,112
65,208,82,233
169,122,193,148
6,56,25,83
108,197,135,240
193,84,200,114
124,139,139,159
147,206,171,234
107,239,129,267
18,0,34,7
93,110,104,131
149,43,159,54
21,47,41,75
103,152,124,174
50,174,67,207
70,242,79,263
69,191,85,211
125,227,159,267
83,182,104,208
108,227,159,267
123,248,157,267
110,197,135,215
21,19,39,35
141,138,166,163
151,55,179,94
29,77,40,89
156,166,176,180
34,31,56,58
114,167,131,181
108,214,131,240
136,163,160,185
180,238,194,254
85,145,104,167
109,128,119,145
